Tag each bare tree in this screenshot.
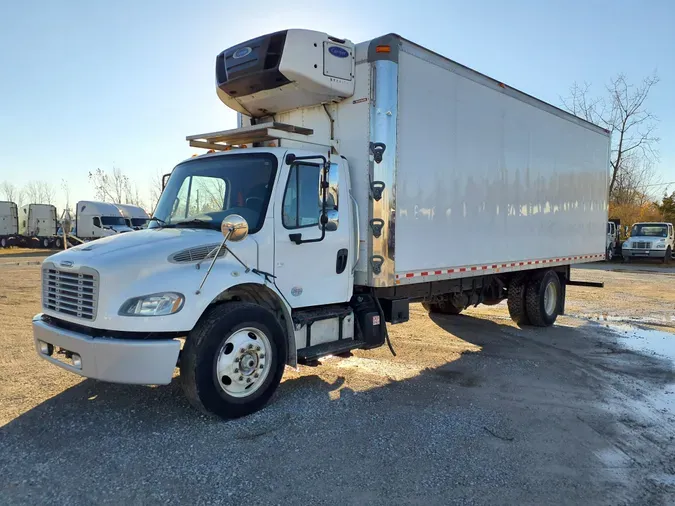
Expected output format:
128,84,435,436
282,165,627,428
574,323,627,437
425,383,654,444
39,181,55,205
1,181,21,204
89,166,131,203
148,169,165,214
22,181,55,205
561,73,660,201
23,181,41,204
61,179,71,212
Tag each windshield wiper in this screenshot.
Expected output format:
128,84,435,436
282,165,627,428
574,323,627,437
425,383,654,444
163,219,218,230
147,217,168,227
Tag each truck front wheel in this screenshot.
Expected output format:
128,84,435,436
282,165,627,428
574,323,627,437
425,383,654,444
663,247,671,265
525,270,561,327
180,302,287,419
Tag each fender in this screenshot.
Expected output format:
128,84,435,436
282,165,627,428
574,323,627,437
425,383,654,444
195,271,297,367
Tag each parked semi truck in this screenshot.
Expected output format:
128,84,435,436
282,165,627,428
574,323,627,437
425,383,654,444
18,204,63,248
73,201,134,240
115,203,150,230
0,201,19,248
621,222,674,263
33,29,610,419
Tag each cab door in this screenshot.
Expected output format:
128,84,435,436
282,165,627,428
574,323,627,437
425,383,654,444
273,155,352,308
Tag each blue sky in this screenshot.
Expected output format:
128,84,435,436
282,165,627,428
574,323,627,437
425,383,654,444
0,0,673,211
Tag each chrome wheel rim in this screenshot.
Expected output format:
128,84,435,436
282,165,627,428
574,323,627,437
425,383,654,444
216,327,271,398
544,281,558,316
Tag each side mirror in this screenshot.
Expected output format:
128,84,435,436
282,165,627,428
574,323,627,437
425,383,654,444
221,214,249,242
318,209,339,232
162,173,171,190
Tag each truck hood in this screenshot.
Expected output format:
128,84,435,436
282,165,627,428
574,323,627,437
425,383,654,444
46,228,258,269
627,236,667,243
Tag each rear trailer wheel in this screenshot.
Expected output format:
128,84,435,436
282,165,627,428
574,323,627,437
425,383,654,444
525,270,562,327
55,238,62,249
180,302,287,419
42,238,49,248
0,237,6,248
422,298,463,315
507,273,530,325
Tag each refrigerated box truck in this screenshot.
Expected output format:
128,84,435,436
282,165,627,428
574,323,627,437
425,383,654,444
33,29,610,419
0,201,19,248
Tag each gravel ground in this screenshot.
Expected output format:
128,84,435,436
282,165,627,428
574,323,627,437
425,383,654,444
1,263,674,505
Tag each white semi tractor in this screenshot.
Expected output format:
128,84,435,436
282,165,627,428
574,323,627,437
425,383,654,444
19,204,63,248
74,201,134,240
115,203,150,230
33,29,610,419
0,201,19,248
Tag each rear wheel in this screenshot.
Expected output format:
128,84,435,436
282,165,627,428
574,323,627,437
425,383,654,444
507,273,530,325
422,297,463,315
525,270,562,327
55,238,62,249
42,238,49,248
0,237,6,248
180,302,287,419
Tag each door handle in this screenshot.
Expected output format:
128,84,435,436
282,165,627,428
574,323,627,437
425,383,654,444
336,248,348,274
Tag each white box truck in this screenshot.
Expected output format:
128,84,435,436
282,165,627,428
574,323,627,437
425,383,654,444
74,201,134,240
0,201,19,248
621,222,674,263
18,203,63,248
33,29,610,419
115,203,150,230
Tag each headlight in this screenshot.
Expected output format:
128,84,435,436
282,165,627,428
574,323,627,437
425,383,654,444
655,244,666,249
119,292,184,316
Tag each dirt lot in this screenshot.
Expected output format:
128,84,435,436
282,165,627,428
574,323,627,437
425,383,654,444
1,262,674,505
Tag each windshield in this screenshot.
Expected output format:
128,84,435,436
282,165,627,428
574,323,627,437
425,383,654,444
101,216,128,226
152,153,277,232
630,224,667,237
131,218,149,227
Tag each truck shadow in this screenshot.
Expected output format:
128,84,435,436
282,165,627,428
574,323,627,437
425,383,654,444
2,314,674,504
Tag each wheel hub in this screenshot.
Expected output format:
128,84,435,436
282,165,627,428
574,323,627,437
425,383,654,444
216,327,270,398
543,281,558,316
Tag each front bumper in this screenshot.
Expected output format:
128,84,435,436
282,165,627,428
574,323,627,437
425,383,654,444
33,314,181,385
622,248,667,259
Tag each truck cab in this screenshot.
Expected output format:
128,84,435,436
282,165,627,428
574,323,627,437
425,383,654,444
115,203,151,230
622,222,674,263
75,201,134,240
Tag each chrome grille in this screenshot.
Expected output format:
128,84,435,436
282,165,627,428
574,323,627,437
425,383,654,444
170,243,226,263
42,266,99,320
632,241,651,249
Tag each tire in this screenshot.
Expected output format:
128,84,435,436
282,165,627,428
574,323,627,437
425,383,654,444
663,247,671,265
525,270,562,327
422,298,463,315
623,256,630,263
507,273,530,325
42,238,49,248
0,237,6,248
55,238,62,249
606,247,613,262
180,302,287,419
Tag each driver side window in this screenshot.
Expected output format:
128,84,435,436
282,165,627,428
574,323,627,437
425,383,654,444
93,217,101,228
283,164,321,229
